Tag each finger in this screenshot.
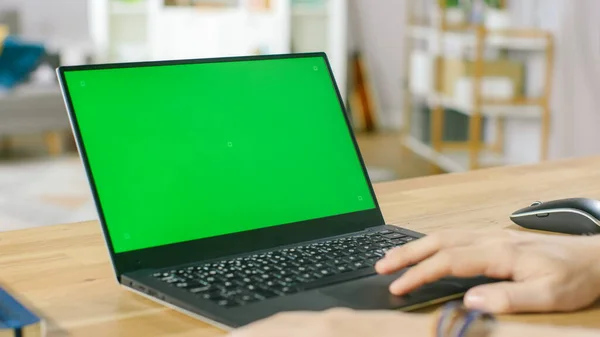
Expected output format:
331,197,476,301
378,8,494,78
463,280,557,314
375,230,482,275
388,245,513,295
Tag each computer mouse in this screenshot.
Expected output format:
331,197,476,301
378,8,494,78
510,198,600,235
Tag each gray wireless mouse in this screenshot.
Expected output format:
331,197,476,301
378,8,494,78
510,198,600,235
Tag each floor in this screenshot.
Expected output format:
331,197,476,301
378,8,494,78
355,131,438,180
0,131,438,232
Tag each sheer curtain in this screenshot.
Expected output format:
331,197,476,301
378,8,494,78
549,0,600,159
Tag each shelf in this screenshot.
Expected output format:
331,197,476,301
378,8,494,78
403,135,504,173
408,25,548,51
110,1,149,15
413,93,543,119
0,84,61,102
292,4,328,17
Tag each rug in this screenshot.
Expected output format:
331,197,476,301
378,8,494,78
0,155,97,231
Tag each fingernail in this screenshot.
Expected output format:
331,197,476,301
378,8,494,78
464,291,487,310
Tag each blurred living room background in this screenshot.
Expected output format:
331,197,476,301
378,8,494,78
1,0,598,231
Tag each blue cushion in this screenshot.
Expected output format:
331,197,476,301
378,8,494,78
0,36,46,89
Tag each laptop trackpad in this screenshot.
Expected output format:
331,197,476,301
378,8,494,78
318,272,487,310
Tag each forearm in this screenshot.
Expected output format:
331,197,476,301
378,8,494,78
492,322,599,337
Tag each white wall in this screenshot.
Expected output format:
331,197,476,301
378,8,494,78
502,0,565,164
0,0,89,43
349,0,407,129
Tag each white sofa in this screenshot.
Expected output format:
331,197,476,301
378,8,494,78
0,83,70,155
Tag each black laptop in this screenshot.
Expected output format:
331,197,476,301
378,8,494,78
56,53,493,329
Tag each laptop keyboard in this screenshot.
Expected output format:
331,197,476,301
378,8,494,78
152,229,416,308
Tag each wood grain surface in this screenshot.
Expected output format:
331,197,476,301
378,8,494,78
2,156,600,336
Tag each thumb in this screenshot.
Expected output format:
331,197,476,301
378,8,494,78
463,281,555,314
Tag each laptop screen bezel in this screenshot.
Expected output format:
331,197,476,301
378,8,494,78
56,52,386,280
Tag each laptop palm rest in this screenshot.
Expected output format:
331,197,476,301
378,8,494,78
317,270,498,310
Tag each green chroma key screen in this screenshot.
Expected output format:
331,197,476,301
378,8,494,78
64,55,376,253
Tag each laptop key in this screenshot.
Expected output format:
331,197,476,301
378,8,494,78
191,277,211,285
295,276,314,283
199,290,223,300
325,259,345,267
165,278,180,284
234,293,260,304
384,233,407,239
364,258,379,266
312,272,324,279
281,277,295,283
332,251,348,257
371,250,385,258
271,285,298,295
352,261,368,269
280,271,295,278
218,281,237,291
222,289,243,299
300,273,313,280
245,284,258,291
319,268,336,276
189,285,212,293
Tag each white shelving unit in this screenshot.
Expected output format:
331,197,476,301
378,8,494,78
403,1,554,173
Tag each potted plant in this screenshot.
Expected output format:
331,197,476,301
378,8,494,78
432,0,466,26
483,0,511,29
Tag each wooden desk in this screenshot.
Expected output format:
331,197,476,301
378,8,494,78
2,156,600,336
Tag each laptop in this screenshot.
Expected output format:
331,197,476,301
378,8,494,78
56,53,495,329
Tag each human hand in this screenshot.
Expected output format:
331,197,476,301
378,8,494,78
375,229,600,313
226,309,432,337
